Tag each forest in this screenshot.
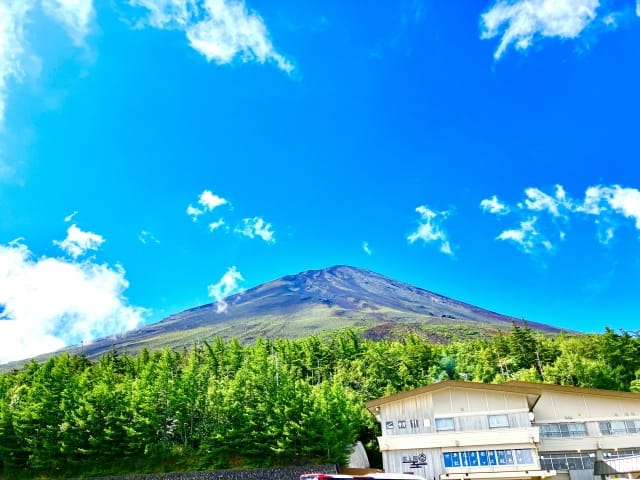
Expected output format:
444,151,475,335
1,325,639,479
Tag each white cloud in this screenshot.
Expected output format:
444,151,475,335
64,210,78,222
407,205,453,256
601,224,615,244
363,241,372,255
138,229,160,244
41,0,94,45
480,195,510,215
520,185,571,217
208,218,225,231
198,189,228,211
607,186,640,228
600,11,620,28
54,224,105,258
636,0,640,16
207,265,243,313
128,0,201,29
130,0,294,74
0,0,31,126
480,0,600,59
187,204,203,221
235,216,275,243
484,186,571,254
577,185,640,239
0,0,94,128
0,240,145,364
485,184,640,252
497,217,553,253
187,189,228,221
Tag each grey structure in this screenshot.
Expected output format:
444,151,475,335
73,464,337,480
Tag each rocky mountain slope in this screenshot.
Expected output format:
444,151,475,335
60,265,562,359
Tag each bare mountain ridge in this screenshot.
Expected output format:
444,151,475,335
168,265,540,327
3,266,563,368
65,265,561,359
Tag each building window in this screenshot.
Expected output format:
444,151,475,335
539,422,587,438
410,419,420,429
566,423,587,437
435,417,455,431
489,414,510,428
443,449,535,468
602,448,640,459
539,452,596,471
398,420,407,429
496,449,514,465
515,449,534,465
443,452,461,468
540,424,561,437
385,421,394,430
599,420,640,436
478,450,498,466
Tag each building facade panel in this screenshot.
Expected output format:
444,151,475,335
366,381,640,480
546,392,590,420
584,396,622,418
382,448,441,479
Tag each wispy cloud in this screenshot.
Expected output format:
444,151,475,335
480,195,510,215
0,239,144,364
54,224,105,258
497,217,553,253
138,229,160,244
199,189,228,210
187,188,229,221
64,210,79,222
485,186,571,254
579,185,640,227
577,184,640,242
484,185,573,255
207,265,243,313
187,204,203,221
0,0,31,126
363,241,372,256
480,0,600,59
407,205,453,256
519,185,572,218
129,0,294,74
636,0,640,16
484,184,640,255
208,218,226,231
235,216,275,243
187,189,273,242
42,0,94,46
0,0,94,127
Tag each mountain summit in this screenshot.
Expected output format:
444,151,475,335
71,265,561,358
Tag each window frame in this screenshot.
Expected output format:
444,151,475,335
539,422,587,438
435,417,455,431
488,414,510,428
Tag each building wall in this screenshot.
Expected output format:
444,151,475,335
533,389,640,455
377,387,540,479
375,384,640,480
533,391,640,424
378,388,531,437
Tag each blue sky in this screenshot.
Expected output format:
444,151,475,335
1,0,640,363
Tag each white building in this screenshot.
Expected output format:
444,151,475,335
365,381,640,480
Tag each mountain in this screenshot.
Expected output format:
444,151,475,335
58,265,563,359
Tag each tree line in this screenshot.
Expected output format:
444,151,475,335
0,326,639,479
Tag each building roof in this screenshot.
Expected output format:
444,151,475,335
364,380,640,414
